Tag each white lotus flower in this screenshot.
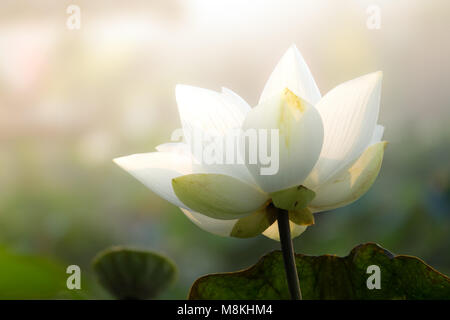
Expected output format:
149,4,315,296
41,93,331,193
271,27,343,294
114,44,387,241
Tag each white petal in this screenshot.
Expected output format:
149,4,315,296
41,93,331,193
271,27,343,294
181,208,237,237
155,142,192,156
242,89,324,193
192,162,257,186
309,141,387,212
175,85,255,185
114,152,192,209
221,87,251,114
262,220,307,241
304,72,382,189
370,124,384,145
259,44,321,105
176,85,249,140
157,141,257,186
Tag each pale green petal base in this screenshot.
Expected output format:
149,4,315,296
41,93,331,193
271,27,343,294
263,220,307,241
172,173,268,220
288,208,314,226
270,185,315,211
230,206,277,238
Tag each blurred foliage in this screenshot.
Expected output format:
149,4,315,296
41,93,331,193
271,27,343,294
189,243,450,300
0,246,71,299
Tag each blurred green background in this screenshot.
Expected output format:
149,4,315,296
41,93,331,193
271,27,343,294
0,0,449,299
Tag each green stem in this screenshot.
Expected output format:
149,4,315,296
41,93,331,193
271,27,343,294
277,209,302,300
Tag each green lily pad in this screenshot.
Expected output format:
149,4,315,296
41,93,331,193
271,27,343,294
93,247,177,300
189,243,450,300
270,185,315,211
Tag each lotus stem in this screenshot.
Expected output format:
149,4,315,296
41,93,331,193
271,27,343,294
277,209,302,300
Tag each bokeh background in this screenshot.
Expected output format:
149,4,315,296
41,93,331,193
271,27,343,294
0,0,449,299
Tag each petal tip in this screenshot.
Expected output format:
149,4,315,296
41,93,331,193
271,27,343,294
283,44,303,62
112,156,127,169
112,154,142,171
357,71,383,88
175,84,205,99
288,43,299,52
176,84,217,100
175,84,190,96
112,153,161,172
370,70,383,82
